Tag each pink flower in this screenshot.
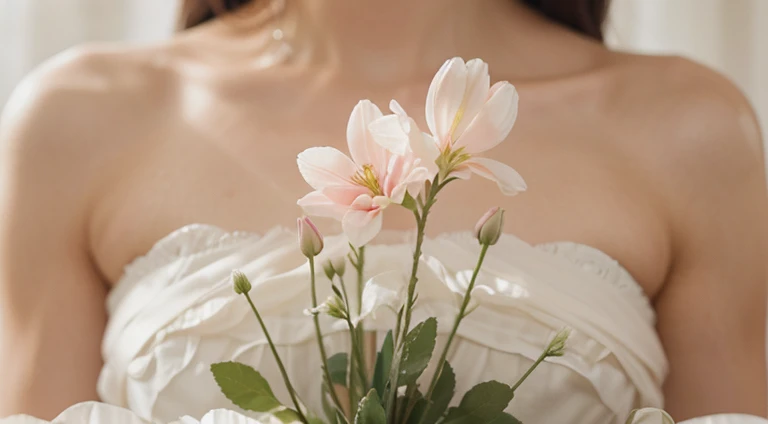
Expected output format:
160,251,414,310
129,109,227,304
297,100,432,247
425,57,527,195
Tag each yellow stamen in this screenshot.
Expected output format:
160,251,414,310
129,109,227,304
351,164,383,196
448,105,466,142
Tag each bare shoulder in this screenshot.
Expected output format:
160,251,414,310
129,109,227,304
0,41,186,241
2,41,179,148
599,53,764,194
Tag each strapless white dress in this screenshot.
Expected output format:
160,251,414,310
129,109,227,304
2,224,765,424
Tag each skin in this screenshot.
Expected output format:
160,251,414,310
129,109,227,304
0,0,766,420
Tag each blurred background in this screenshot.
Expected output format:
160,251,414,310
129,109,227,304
0,0,766,155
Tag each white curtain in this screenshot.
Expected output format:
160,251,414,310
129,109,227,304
0,0,766,143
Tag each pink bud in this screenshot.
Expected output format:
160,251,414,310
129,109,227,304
297,217,324,257
474,207,505,246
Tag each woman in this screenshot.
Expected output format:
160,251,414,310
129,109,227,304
0,0,766,422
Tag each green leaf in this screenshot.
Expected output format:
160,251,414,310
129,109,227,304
371,331,394,397
442,381,515,424
355,389,387,424
272,409,303,423
399,318,438,387
210,361,283,412
420,361,456,424
488,413,522,424
328,353,349,386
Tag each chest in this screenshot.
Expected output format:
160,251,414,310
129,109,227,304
90,84,670,297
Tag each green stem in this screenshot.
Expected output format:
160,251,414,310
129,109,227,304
386,177,442,421
511,349,549,392
338,276,368,402
400,178,440,343
417,243,490,424
310,257,348,422
243,293,310,424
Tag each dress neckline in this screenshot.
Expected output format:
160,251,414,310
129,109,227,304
115,223,647,298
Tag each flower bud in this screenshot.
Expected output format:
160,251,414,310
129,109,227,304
331,256,346,277
323,261,336,280
304,294,347,320
474,207,505,246
297,216,324,258
232,270,252,295
545,328,571,357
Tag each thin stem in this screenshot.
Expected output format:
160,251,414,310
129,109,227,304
338,275,368,398
400,177,440,343
511,349,550,393
418,243,490,424
243,293,309,424
386,177,441,421
310,257,348,421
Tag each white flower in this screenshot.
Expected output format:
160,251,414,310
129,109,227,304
353,270,407,326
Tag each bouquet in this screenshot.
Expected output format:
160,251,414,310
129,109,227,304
206,57,675,424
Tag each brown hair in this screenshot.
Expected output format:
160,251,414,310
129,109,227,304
179,0,611,42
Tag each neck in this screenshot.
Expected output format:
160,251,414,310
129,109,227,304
273,0,541,81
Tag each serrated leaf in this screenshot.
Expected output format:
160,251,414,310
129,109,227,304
210,361,283,412
371,330,394,398
442,381,514,424
355,389,387,424
328,353,349,386
399,318,437,387
420,361,456,424
489,412,522,424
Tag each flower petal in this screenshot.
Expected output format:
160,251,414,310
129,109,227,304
297,191,347,220
354,270,406,326
368,114,409,156
466,157,527,196
297,147,358,190
347,100,386,169
453,82,519,154
342,196,383,247
391,166,431,204
425,57,467,147
453,59,490,137
410,132,440,177
322,185,369,206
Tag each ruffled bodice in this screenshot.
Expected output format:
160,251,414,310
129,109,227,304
93,224,667,424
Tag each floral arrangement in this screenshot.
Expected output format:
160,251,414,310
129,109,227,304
206,58,676,424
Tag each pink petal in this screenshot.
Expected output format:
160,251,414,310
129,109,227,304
425,57,467,147
297,147,358,190
347,100,386,169
343,206,384,247
382,155,406,198
409,132,440,177
389,99,408,116
466,157,527,196
297,191,347,220
322,185,369,206
368,114,409,156
453,82,519,154
452,59,490,138
391,166,431,203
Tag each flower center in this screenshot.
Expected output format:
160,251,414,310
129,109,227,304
437,145,472,177
351,164,383,196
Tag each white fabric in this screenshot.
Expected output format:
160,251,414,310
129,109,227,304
1,224,765,423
